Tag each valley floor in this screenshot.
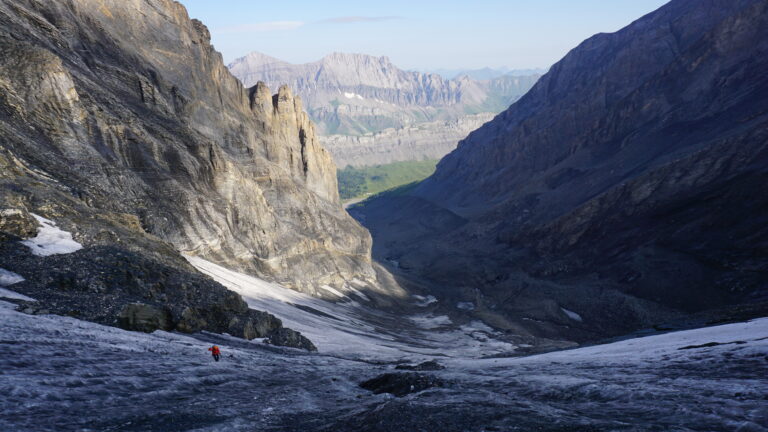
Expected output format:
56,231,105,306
337,159,438,202
1,280,767,431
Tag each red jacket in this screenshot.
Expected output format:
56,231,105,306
208,346,221,355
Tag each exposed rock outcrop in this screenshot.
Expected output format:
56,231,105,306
118,303,174,333
0,237,283,340
231,52,471,111
321,113,495,168
355,0,768,341
359,372,444,397
265,327,317,352
0,208,37,240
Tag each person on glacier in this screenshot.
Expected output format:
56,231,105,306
208,345,221,362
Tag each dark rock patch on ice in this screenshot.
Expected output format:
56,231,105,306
0,242,290,342
360,372,444,397
265,327,318,352
117,303,173,333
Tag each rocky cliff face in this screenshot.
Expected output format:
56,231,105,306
230,52,468,109
321,113,495,167
0,0,392,298
353,0,768,341
228,52,539,166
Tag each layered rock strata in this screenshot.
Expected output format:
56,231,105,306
0,0,388,296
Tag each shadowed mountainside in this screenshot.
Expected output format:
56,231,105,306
353,0,768,341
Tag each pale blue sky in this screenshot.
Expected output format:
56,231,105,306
177,0,670,70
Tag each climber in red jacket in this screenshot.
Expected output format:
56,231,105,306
208,345,221,362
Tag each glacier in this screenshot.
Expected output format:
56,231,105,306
1,261,766,431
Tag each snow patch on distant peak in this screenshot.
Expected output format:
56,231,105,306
21,214,83,257
561,307,583,322
343,92,364,100
0,268,25,286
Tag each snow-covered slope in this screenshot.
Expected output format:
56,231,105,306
188,257,520,360
1,291,765,431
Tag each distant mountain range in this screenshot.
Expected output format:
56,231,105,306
228,52,540,167
423,67,549,80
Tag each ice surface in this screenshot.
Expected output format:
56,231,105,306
187,256,519,360
0,287,36,302
456,301,475,311
459,321,496,334
412,294,437,307
561,307,583,322
0,269,33,301
14,255,741,430
505,318,767,365
1,298,765,431
0,268,24,286
20,214,83,256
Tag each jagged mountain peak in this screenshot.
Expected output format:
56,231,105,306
321,51,393,65
232,50,450,89
228,50,541,157
229,51,289,68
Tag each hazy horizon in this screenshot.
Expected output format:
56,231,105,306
177,0,670,71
